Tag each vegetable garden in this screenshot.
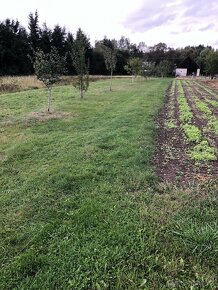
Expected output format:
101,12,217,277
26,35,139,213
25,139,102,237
155,79,218,184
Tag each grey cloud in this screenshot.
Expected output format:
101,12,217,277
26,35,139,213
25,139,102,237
124,0,175,31
129,13,176,31
183,0,218,18
213,40,218,46
199,24,215,31
182,26,193,33
124,0,218,33
170,31,179,35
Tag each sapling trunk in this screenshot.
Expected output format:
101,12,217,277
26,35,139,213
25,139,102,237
47,87,51,112
110,69,113,91
80,78,83,99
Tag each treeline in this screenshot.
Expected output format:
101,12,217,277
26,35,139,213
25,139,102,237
0,11,218,76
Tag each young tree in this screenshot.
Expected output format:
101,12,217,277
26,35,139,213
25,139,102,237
157,60,172,77
34,47,66,112
96,38,117,91
102,45,117,91
71,28,90,99
142,62,156,78
124,57,142,82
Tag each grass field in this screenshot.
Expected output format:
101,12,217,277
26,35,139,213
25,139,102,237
0,78,217,289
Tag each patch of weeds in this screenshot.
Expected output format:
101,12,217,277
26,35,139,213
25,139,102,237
165,121,177,129
172,221,218,257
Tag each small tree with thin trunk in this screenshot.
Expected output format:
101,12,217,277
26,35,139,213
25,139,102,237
157,60,172,77
72,28,89,99
34,47,66,112
142,62,156,78
101,45,117,91
124,57,143,82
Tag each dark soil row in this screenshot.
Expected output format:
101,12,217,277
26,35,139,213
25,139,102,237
154,82,194,184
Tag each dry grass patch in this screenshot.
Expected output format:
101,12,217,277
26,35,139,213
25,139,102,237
204,80,218,90
0,75,133,93
0,76,43,92
26,111,74,122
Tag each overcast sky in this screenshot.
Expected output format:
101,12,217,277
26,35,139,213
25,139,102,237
1,0,218,48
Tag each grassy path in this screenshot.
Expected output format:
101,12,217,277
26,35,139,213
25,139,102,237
0,78,217,289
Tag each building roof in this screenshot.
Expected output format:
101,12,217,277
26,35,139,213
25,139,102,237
178,57,200,70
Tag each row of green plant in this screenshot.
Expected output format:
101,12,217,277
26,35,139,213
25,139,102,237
182,124,202,142
191,95,218,137
177,81,193,123
181,83,211,121
206,117,218,135
194,98,212,115
195,81,217,96
190,84,218,110
183,82,218,138
177,80,217,161
184,81,215,109
206,98,218,108
165,80,177,129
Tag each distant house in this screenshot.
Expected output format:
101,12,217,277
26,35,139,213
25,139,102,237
175,57,200,77
175,68,187,77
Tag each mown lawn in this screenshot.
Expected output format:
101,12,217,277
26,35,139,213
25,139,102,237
0,78,217,289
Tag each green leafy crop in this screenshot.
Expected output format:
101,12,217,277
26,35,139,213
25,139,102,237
182,124,202,142
189,140,217,161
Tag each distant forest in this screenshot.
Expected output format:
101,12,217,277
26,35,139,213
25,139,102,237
0,11,218,76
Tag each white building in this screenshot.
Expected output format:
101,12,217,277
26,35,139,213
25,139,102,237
175,68,187,77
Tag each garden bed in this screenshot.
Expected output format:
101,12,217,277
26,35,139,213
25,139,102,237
154,79,218,184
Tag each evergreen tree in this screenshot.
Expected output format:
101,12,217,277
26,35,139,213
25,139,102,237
28,11,40,52
65,32,75,75
28,11,41,72
40,23,52,53
51,25,66,56
0,19,31,75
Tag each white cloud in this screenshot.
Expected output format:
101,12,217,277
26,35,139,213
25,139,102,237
124,0,218,47
0,0,218,48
